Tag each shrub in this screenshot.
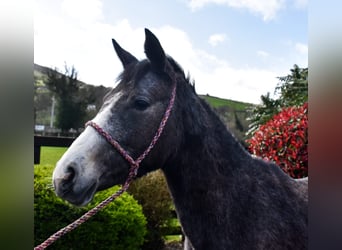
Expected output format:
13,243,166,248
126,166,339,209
34,165,147,250
246,102,308,178
128,170,177,250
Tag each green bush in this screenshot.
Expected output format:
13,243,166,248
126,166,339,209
128,170,178,250
34,165,147,250
246,103,308,178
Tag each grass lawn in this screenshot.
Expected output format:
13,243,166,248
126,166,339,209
35,147,67,167
164,234,182,242
34,147,67,185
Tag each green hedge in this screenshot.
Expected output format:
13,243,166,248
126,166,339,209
128,170,178,249
34,165,147,250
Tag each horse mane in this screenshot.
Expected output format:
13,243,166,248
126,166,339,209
166,56,196,94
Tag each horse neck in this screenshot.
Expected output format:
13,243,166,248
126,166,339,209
162,96,251,209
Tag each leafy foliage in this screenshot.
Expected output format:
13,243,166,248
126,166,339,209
276,65,308,107
246,103,308,178
34,74,53,125
45,64,87,131
128,170,176,250
247,65,308,136
34,164,147,250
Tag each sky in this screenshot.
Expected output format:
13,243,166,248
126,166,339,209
34,0,307,104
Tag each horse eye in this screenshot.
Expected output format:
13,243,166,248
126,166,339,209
134,99,150,111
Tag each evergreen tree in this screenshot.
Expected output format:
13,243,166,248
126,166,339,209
276,64,308,107
45,64,87,132
247,65,308,136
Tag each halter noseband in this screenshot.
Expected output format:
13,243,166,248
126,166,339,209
86,80,177,177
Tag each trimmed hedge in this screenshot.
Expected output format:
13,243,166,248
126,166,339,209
34,165,147,250
128,170,177,250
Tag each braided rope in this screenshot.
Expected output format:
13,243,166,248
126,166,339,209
34,82,176,250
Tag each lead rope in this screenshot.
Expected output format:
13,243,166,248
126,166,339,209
34,82,177,250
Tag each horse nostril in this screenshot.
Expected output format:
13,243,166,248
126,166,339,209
55,165,76,195
64,166,76,182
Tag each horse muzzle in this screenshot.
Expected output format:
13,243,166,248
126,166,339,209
53,162,98,206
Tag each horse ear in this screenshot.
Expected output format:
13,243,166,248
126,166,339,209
144,28,166,72
112,39,138,69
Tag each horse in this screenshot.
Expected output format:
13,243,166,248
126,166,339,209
53,28,308,250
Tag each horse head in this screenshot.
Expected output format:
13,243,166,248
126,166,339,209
52,29,182,206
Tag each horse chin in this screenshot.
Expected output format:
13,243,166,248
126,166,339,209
66,182,98,207
97,169,129,191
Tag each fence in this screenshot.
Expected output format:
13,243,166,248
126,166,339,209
34,135,75,164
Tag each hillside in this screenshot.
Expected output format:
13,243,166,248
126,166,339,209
34,63,254,143
199,95,254,145
200,95,253,111
34,63,89,87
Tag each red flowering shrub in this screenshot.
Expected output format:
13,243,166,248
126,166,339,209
246,103,308,178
